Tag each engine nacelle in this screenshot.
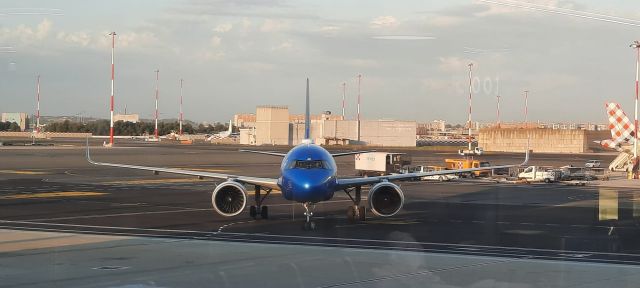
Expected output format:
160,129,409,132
212,181,247,217
368,182,404,217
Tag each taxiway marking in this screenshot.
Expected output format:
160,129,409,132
0,192,107,199
0,169,49,175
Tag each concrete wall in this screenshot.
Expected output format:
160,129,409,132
360,120,416,147
1,113,29,131
479,128,609,153
255,106,290,145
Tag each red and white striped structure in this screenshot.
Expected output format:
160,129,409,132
36,74,40,133
357,74,362,142
154,69,159,139
341,82,346,119
467,63,473,151
631,40,640,170
179,78,184,135
109,32,116,146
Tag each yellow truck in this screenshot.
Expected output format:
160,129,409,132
444,158,491,178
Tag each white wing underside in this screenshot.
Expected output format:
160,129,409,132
87,149,279,190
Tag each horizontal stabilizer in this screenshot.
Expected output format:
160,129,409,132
239,150,287,157
331,150,376,157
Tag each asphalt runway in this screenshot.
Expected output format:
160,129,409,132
1,142,639,267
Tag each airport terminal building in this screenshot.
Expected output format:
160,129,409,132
238,106,416,147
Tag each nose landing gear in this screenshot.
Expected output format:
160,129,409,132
302,202,317,231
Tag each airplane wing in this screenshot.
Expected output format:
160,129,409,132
331,150,376,157
336,151,529,188
239,150,287,157
86,146,280,190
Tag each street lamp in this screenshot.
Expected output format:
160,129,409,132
630,40,640,178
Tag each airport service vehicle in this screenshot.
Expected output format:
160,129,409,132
87,79,528,230
403,166,459,182
518,166,561,183
585,160,601,168
355,152,411,176
444,159,491,178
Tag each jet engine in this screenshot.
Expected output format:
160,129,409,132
368,182,404,217
212,181,247,217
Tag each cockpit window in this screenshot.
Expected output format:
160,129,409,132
290,160,327,169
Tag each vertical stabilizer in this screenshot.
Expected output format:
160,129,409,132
228,120,233,134
606,102,635,141
304,78,310,140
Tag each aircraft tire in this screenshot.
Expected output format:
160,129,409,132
260,206,269,219
347,206,356,222
358,206,366,221
303,221,316,231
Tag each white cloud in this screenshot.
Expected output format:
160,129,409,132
345,58,380,68
214,23,233,33
210,36,222,47
56,31,91,47
370,16,398,28
438,57,474,73
260,19,289,32
272,40,293,51
428,15,465,27
199,50,225,61
0,18,52,45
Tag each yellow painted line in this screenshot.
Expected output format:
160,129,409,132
103,178,210,185
0,192,107,199
0,170,49,175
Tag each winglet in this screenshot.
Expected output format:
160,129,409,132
304,78,310,140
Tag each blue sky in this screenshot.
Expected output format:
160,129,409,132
1,0,640,124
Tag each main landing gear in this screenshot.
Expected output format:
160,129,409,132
302,202,317,231
249,185,271,220
344,186,366,223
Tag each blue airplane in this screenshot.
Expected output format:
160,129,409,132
87,78,528,230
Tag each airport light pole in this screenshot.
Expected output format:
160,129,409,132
108,32,116,146
154,69,159,139
179,78,184,136
631,40,640,178
467,63,473,152
357,74,362,142
36,74,40,133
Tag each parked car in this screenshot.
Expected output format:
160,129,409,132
585,160,601,168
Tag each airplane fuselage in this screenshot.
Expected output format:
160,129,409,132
278,143,338,203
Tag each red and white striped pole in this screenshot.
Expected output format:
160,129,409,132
467,63,473,152
154,69,159,139
109,32,116,146
357,74,362,142
179,78,183,136
36,74,40,133
341,82,346,119
631,40,640,177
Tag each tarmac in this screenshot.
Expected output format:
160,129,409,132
1,141,639,287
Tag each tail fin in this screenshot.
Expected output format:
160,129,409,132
304,78,310,140
606,102,635,142
228,120,233,134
